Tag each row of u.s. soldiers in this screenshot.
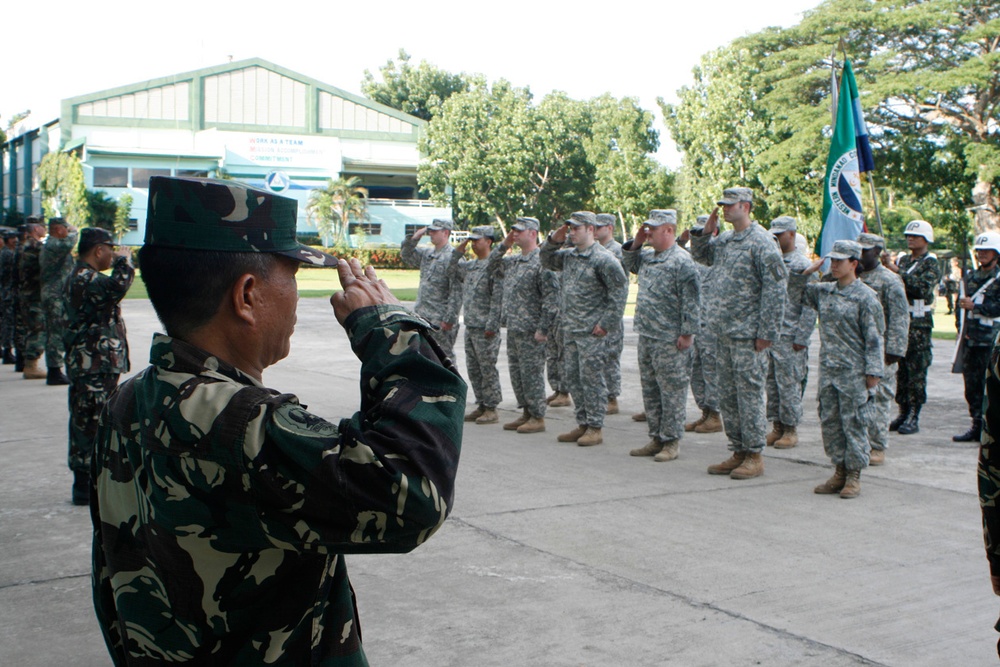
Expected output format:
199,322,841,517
402,186,1000,498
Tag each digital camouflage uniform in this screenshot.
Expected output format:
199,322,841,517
690,258,720,414
489,245,556,419
860,263,909,451
691,223,787,453
623,240,700,444
450,244,503,410
541,237,628,429
803,278,885,470
91,175,466,666
40,229,78,368
543,268,567,394
64,255,133,474
766,249,817,428
0,241,16,352
958,264,1000,424
401,232,462,360
17,236,45,361
896,252,942,408
601,237,626,401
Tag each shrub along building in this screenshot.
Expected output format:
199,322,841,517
1,58,451,246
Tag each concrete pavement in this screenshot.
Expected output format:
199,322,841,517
0,297,995,666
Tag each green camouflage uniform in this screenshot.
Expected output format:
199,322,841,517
489,245,556,419
0,244,16,351
691,223,787,453
40,230,78,368
540,238,628,429
978,341,1000,609
958,265,1000,422
401,234,462,360
860,264,909,451
64,256,133,473
17,237,45,361
896,252,941,408
450,248,503,410
803,279,884,470
623,241,700,443
766,250,818,427
601,238,626,400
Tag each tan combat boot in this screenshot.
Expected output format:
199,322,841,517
695,410,723,433
653,440,680,462
839,470,861,499
766,421,784,446
546,391,558,403
577,427,604,447
730,451,764,479
22,358,46,380
548,392,572,407
869,449,885,466
476,408,499,425
503,409,530,431
632,411,647,422
557,425,587,442
465,406,485,422
685,410,708,432
630,439,663,457
516,417,545,433
774,425,798,449
707,451,746,475
606,398,619,415
814,465,846,494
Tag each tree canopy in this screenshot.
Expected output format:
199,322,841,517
361,49,470,121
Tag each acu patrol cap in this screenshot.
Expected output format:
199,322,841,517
644,209,677,228
717,187,753,206
468,225,496,240
512,217,540,232
826,239,862,261
428,218,455,231
145,177,338,266
857,232,886,250
78,227,114,254
566,211,597,227
594,213,616,227
769,216,797,234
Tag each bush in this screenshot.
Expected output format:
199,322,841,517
302,245,407,269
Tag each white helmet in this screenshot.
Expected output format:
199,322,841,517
904,219,934,242
974,231,1000,253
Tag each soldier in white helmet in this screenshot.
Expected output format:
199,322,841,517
884,220,942,435
954,231,1000,441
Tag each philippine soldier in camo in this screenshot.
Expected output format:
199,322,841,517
765,216,818,450
887,220,942,435
857,232,909,465
978,335,1000,644
451,225,504,425
401,218,462,360
954,231,1000,443
595,213,627,414
686,215,723,433
11,224,29,370
489,217,556,434
691,188,787,479
622,209,700,462
40,217,77,385
91,176,465,666
0,231,18,363
803,240,885,498
541,211,629,446
63,227,133,505
17,219,48,379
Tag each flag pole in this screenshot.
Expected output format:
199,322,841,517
865,173,885,236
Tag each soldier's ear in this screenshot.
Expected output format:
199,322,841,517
231,273,258,326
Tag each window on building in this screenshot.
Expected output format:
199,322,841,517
404,224,423,237
93,167,127,188
176,170,209,178
132,168,171,188
349,222,382,236
367,185,416,200
127,218,138,231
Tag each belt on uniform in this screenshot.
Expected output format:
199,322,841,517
908,299,933,318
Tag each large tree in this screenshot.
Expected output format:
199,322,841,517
361,49,470,121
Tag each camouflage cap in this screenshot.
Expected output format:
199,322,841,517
594,213,616,227
428,218,455,231
566,211,597,227
856,232,886,250
48,217,68,227
644,209,677,227
826,239,862,260
512,217,540,232
468,225,496,240
79,227,114,254
769,215,797,234
717,187,754,206
145,176,337,266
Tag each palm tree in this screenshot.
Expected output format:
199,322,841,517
306,176,369,247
